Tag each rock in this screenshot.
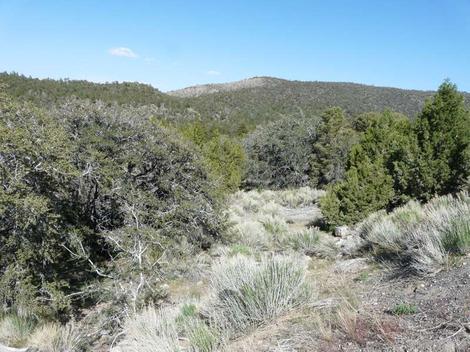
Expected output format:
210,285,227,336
440,341,456,352
334,258,369,274
457,339,470,352
336,234,366,256
334,225,349,238
311,297,341,310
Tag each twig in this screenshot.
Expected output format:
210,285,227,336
445,326,464,339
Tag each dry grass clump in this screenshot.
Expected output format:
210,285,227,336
0,313,36,347
359,192,470,274
206,254,314,336
0,312,84,351
28,321,85,352
120,302,222,352
312,292,400,346
260,187,326,208
183,317,220,352
229,187,324,215
120,306,181,352
284,228,321,254
227,187,325,251
272,227,335,258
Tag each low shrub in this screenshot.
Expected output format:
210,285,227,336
228,244,252,257
227,188,325,251
206,254,313,335
0,313,36,347
285,228,321,255
265,187,326,208
120,304,222,352
28,321,85,352
121,306,181,352
184,318,220,352
359,192,470,274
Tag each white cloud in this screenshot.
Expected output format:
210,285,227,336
109,47,139,58
207,70,221,76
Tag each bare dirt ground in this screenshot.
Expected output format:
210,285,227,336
226,256,470,352
356,259,470,351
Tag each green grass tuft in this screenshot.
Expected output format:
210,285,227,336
391,303,417,315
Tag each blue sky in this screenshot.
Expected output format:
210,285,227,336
1,0,469,92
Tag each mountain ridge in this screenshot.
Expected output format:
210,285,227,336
2,73,469,125
168,76,448,98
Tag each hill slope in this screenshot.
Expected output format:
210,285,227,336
170,76,470,119
0,72,179,107
2,73,469,127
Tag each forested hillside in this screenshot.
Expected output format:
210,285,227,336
0,72,180,108
170,76,470,121
3,73,470,130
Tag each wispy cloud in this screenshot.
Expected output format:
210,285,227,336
108,47,139,58
207,70,221,76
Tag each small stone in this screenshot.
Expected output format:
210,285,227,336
440,341,456,352
334,225,349,238
334,258,369,274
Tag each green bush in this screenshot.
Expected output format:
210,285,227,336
0,96,83,317
0,94,225,318
321,82,469,227
414,80,470,201
319,110,417,227
179,120,246,194
320,150,394,226
243,116,321,189
202,135,245,194
353,110,417,207
311,107,358,187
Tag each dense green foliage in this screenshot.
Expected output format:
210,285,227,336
310,107,358,187
352,111,418,206
0,72,177,107
172,77,470,123
179,121,246,193
322,82,470,226
414,81,470,200
0,93,81,318
243,116,320,189
320,149,395,226
4,73,470,136
0,91,224,318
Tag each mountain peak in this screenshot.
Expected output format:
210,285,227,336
167,76,282,97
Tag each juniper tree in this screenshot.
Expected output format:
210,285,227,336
414,80,470,200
